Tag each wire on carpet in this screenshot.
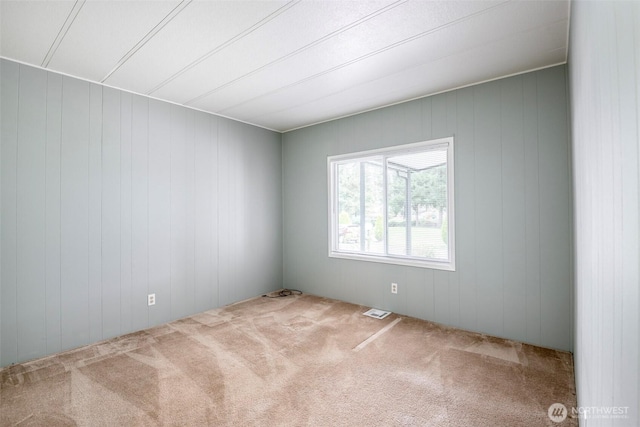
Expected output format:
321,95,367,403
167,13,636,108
262,289,302,298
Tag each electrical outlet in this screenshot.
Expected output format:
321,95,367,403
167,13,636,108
148,293,156,306
391,283,398,294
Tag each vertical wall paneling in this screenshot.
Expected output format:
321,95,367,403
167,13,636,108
355,107,382,152
60,75,90,350
282,66,572,351
445,92,460,328
0,64,3,367
0,59,283,367
1,59,19,365
281,129,316,296
422,260,436,322
131,95,149,332
231,121,245,303
16,65,47,361
300,124,333,298
537,67,572,350
263,125,283,299
381,103,407,146
120,92,133,334
235,123,252,302
420,97,433,140
242,126,258,299
194,112,213,312
614,2,639,415
405,100,423,144
600,6,619,402
570,1,639,424
473,81,504,337
45,72,63,355
185,110,196,316
216,119,231,307
500,75,527,343
337,113,356,155
610,6,625,410
88,83,102,342
242,126,264,300
419,98,436,320
170,105,188,320
101,87,122,339
380,264,407,316
235,123,282,302
238,123,254,302
148,99,172,325
455,86,477,330
404,267,426,320
311,124,337,299
209,116,219,310
522,73,541,345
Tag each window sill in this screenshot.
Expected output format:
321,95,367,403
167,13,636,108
328,251,455,271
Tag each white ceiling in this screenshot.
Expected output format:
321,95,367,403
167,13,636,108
0,0,570,132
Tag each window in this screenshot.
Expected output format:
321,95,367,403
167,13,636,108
328,137,455,270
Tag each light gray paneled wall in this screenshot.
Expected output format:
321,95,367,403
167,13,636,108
0,59,282,367
283,65,573,351
569,2,640,426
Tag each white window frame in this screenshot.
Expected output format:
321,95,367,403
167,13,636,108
327,137,455,271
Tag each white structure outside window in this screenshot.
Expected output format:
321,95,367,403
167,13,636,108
328,137,455,270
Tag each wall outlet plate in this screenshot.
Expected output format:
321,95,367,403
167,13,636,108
391,283,398,294
148,293,156,306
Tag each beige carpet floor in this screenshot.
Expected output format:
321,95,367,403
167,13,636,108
1,292,577,426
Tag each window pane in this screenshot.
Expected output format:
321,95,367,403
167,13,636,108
387,149,448,260
410,164,448,260
387,166,408,256
364,160,384,254
337,161,360,252
336,159,384,254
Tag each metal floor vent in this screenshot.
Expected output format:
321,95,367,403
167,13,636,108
363,308,391,319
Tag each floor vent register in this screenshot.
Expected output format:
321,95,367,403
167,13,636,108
362,308,391,319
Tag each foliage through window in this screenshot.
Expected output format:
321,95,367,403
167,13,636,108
328,137,455,270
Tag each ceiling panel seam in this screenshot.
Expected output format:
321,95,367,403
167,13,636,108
281,61,567,133
0,55,281,133
217,0,513,117
252,19,565,132
251,17,569,125
100,0,193,84
41,0,86,67
1,0,570,133
145,0,302,96
183,0,408,106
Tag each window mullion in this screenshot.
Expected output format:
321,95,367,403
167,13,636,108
359,162,366,252
406,170,412,256
336,163,343,253
383,155,389,256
